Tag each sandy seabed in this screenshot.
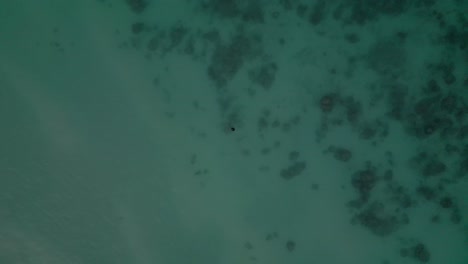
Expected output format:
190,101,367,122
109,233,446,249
0,0,467,263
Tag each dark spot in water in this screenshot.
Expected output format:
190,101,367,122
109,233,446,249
319,94,336,113
412,243,430,263
439,196,453,208
417,185,436,200
334,147,352,162
280,161,307,180
356,202,398,236
440,94,457,113
126,0,148,14
345,33,360,43
422,160,446,177
131,22,145,34
351,168,377,201
308,0,326,25
244,241,253,250
286,240,295,252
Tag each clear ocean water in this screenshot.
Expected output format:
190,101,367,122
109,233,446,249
1,1,467,263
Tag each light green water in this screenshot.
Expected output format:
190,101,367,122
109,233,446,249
1,0,467,263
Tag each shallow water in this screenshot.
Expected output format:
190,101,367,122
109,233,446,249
1,0,467,263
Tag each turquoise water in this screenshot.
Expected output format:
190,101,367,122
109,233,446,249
1,0,467,263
